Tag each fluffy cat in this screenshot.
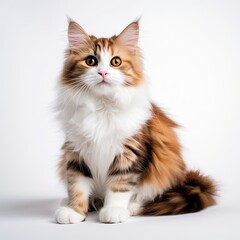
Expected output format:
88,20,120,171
55,20,216,224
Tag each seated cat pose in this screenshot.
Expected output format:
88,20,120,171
55,20,216,224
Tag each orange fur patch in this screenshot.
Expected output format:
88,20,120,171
140,104,185,192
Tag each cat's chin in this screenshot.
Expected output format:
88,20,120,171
91,82,117,96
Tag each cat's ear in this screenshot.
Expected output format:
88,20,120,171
68,20,90,48
117,21,139,50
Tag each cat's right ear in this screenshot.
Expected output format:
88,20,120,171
68,21,90,48
117,21,139,51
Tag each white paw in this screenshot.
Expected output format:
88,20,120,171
55,206,85,224
128,202,141,216
99,207,130,223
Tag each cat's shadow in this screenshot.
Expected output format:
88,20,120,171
0,198,100,223
0,198,61,219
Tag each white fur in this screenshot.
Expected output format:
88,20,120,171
75,175,94,197
55,206,85,224
99,207,130,223
99,191,132,223
128,201,142,216
104,191,133,208
56,82,151,199
136,183,161,202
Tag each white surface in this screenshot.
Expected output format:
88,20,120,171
0,0,240,239
0,197,239,240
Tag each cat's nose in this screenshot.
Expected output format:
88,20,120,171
98,71,108,77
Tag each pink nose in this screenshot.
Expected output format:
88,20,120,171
98,71,108,77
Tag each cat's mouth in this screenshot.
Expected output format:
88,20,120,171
97,79,111,85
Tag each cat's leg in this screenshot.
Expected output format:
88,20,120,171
99,138,150,223
128,199,142,216
55,159,93,224
99,173,138,223
99,187,132,223
128,185,160,216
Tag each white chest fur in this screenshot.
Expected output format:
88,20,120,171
57,86,151,196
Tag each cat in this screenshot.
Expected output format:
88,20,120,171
54,20,217,224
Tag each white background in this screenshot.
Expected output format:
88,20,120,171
0,0,239,239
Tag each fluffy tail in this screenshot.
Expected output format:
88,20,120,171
141,170,217,216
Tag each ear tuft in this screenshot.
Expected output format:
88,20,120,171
68,21,90,48
117,21,139,50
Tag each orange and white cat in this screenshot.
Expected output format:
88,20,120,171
55,20,216,224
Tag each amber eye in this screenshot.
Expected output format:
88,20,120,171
111,56,122,67
85,56,98,66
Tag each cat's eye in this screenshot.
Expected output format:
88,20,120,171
85,56,98,66
111,56,122,67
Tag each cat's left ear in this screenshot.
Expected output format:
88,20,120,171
117,21,139,50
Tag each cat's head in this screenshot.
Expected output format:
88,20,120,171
61,20,144,96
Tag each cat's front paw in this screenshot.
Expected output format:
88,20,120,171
55,206,85,224
99,207,130,223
